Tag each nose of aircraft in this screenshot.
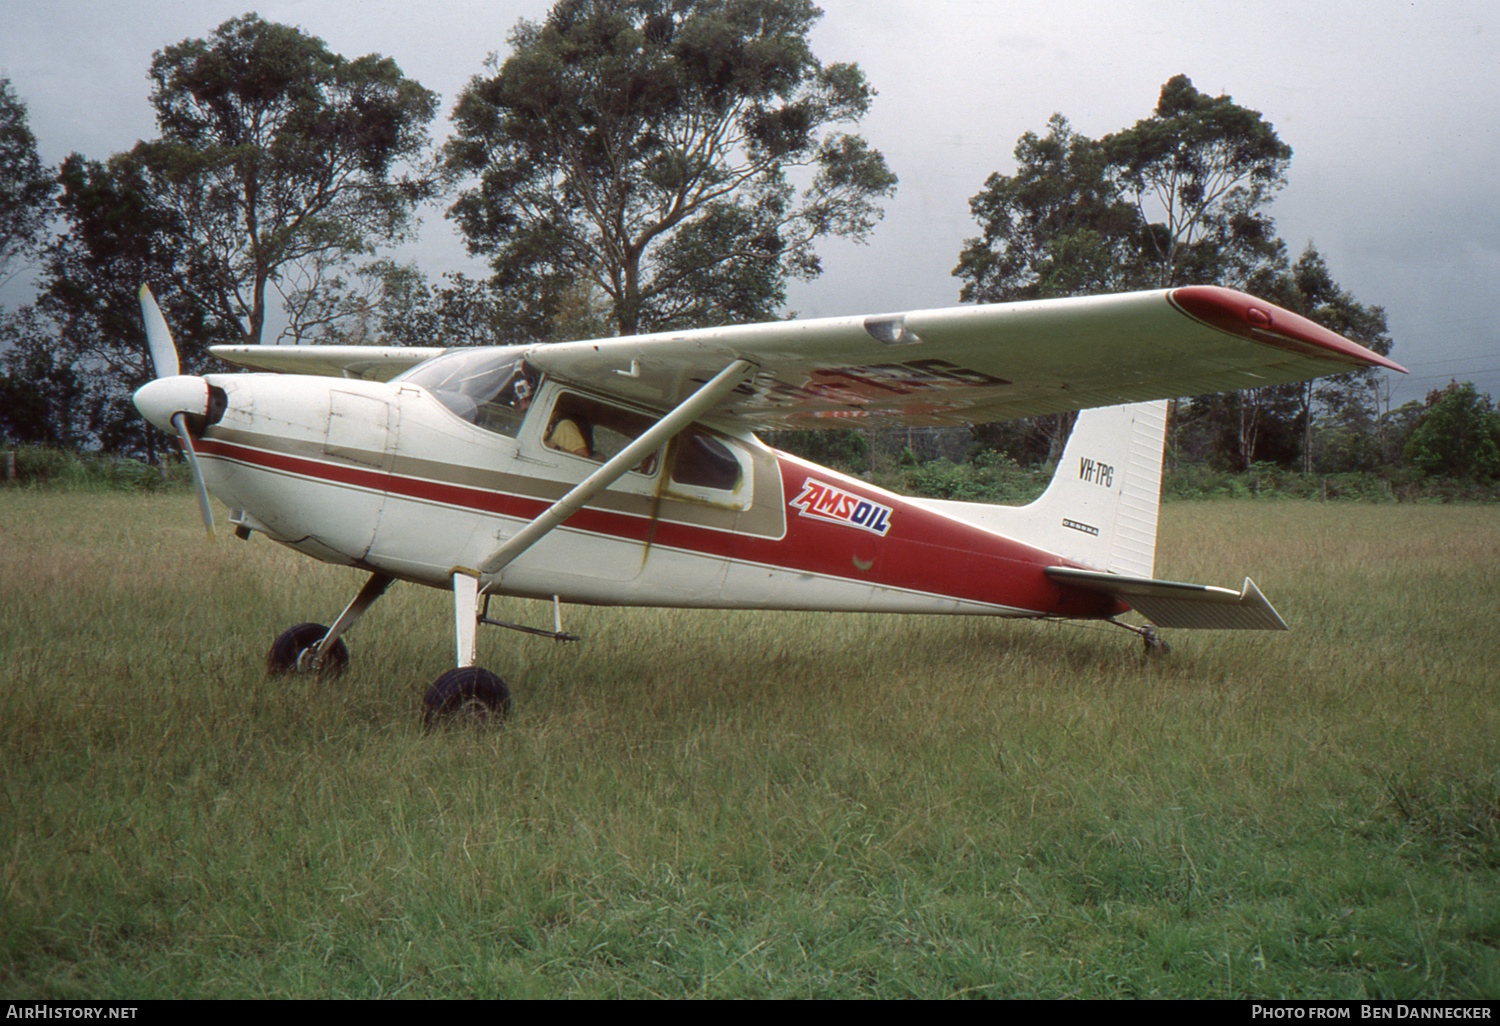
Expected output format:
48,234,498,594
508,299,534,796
133,375,214,434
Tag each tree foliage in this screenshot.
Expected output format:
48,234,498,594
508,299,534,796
45,153,228,372
956,76,1396,471
14,153,242,458
135,14,439,344
1403,382,1500,481
0,307,89,448
445,0,897,338
0,78,56,284
1103,74,1291,288
954,114,1136,304
1169,245,1397,472
956,76,1290,304
7,14,442,456
277,260,523,348
1255,246,1393,470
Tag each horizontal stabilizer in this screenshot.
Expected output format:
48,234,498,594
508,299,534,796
1045,566,1288,630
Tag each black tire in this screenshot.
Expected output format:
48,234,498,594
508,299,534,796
423,667,511,728
266,622,349,678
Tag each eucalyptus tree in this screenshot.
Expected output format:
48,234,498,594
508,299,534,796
952,113,1139,462
1103,74,1292,289
0,77,56,286
956,76,1398,470
444,0,897,338
136,14,439,344
0,307,91,448
1253,246,1394,471
954,114,1139,304
1118,76,1348,470
1403,382,1500,482
0,78,68,444
958,76,1292,303
25,152,240,458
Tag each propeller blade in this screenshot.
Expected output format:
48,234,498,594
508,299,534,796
172,412,216,540
138,285,178,379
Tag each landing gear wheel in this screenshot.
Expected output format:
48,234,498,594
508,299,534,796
423,667,511,729
266,622,349,678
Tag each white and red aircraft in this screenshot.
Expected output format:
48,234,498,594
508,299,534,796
132,284,1404,723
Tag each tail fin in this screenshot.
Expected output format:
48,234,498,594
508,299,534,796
919,401,1291,630
1021,400,1167,576
920,400,1168,575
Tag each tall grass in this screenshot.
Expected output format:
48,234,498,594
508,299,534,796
2,491,1497,997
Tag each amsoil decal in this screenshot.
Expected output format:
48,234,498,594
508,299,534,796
789,478,894,536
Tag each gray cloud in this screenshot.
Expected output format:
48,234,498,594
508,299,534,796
3,0,1494,403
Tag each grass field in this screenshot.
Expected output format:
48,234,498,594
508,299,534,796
2,490,1498,998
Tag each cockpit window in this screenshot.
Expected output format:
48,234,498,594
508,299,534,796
394,349,538,437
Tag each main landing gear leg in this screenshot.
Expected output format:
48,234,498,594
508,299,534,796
266,572,394,677
422,572,511,729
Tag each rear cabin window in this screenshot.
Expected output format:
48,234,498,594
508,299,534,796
671,430,743,492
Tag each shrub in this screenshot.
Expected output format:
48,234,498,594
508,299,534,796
2,444,189,491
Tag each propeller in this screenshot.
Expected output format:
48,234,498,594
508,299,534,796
139,283,179,378
172,412,216,540
135,285,216,539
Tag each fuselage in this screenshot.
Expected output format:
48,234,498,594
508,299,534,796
184,370,1118,620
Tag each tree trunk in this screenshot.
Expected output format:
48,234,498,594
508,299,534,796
1302,381,1313,474
1237,390,1261,470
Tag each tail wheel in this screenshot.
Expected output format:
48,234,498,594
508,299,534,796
423,667,511,728
266,622,349,678
1142,627,1170,657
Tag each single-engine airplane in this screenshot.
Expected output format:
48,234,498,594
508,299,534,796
132,284,1405,724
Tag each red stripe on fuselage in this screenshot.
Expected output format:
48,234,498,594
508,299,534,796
763,455,1113,617
197,436,1115,617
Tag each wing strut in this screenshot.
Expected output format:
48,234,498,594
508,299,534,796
471,358,757,584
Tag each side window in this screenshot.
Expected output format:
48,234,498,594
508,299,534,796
667,428,753,508
672,430,743,491
544,392,660,476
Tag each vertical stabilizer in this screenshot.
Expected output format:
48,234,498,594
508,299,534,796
1026,400,1167,576
919,400,1168,576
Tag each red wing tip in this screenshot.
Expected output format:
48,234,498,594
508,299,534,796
1169,285,1408,374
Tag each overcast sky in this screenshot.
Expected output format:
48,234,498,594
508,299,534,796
3,0,1496,405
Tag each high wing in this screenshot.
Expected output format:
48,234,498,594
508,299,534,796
211,286,1403,426
525,286,1404,428
210,344,447,381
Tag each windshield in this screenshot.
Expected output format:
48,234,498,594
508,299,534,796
394,349,538,437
